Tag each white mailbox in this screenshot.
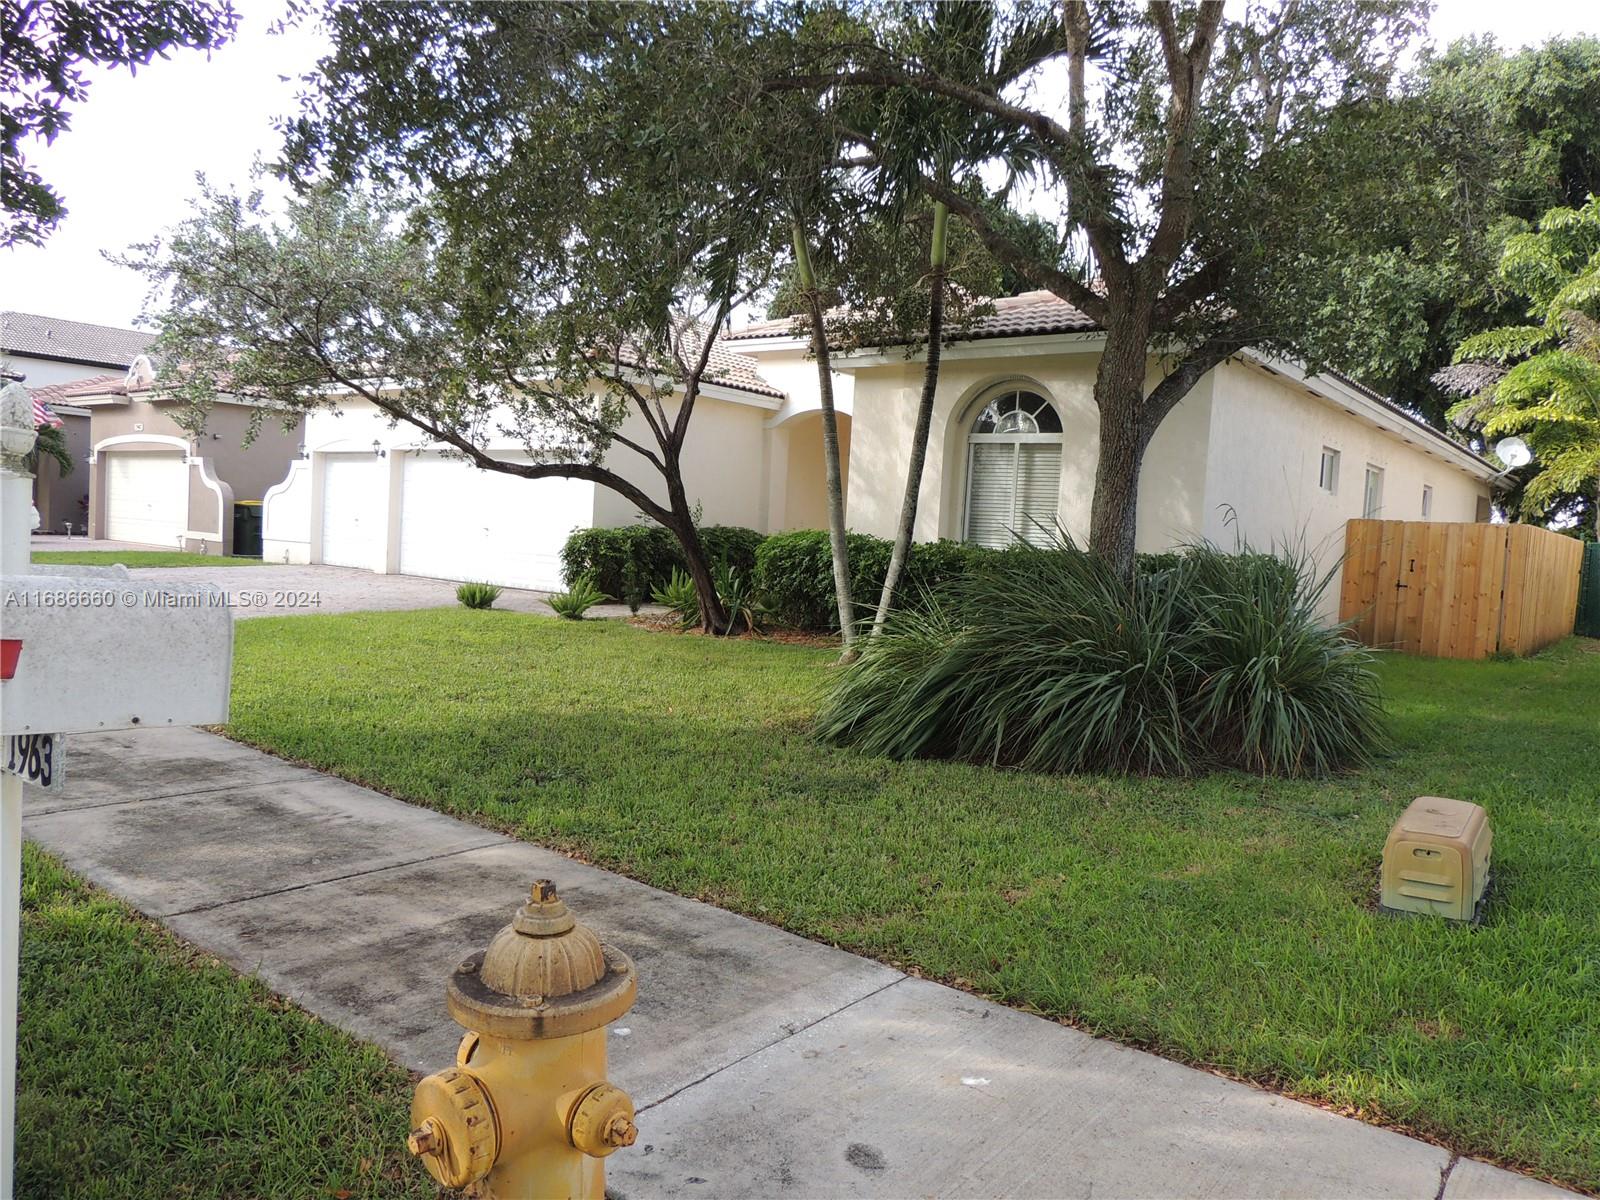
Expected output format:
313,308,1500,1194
0,381,236,1194
0,569,232,734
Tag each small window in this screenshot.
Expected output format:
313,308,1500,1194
1363,465,1384,519
1421,484,1433,518
1319,447,1340,494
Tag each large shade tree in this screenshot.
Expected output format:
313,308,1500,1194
764,0,1500,577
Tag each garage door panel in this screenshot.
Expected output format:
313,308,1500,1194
320,454,384,570
106,452,187,547
399,452,590,591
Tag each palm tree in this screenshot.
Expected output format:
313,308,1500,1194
1437,198,1600,535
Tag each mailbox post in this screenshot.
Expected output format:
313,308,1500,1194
0,383,234,1195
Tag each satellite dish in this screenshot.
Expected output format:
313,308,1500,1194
1493,436,1532,468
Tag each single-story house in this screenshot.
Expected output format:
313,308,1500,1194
261,291,1497,611
3,311,158,533
54,362,304,555
258,338,824,587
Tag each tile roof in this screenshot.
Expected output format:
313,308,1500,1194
1,311,154,369
54,372,147,399
28,377,118,406
726,289,1100,344
610,320,784,399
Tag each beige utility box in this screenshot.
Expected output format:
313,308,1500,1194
1379,797,1492,922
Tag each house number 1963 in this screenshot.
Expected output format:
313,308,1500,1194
3,733,61,789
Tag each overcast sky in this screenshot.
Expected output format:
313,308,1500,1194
3,0,1596,333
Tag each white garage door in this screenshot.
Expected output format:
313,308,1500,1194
105,452,187,547
319,453,385,570
399,452,590,591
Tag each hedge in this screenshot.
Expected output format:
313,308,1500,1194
563,523,1265,627
560,523,763,611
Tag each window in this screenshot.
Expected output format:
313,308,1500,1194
964,388,1064,548
1319,447,1340,494
1421,484,1433,518
1363,465,1384,518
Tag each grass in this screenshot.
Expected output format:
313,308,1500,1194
31,551,273,567
228,611,1600,1190
16,845,434,1200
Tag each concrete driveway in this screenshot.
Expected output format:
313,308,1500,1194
29,538,644,620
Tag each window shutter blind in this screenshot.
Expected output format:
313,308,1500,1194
1014,443,1062,545
966,443,1016,548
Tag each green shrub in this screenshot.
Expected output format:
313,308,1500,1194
561,526,679,609
455,581,503,610
561,523,763,612
714,560,761,635
697,525,764,577
816,536,1385,778
754,530,983,631
548,573,609,620
651,567,699,628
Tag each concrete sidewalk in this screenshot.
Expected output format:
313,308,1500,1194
23,728,1575,1199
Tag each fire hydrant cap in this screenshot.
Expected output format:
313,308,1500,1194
448,879,637,1040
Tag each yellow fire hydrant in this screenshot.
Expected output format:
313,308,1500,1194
407,879,638,1198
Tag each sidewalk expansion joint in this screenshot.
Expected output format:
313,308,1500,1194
157,838,507,918
1433,1153,1461,1200
27,777,307,818
636,973,907,1116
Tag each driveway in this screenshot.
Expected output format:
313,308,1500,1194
30,540,645,620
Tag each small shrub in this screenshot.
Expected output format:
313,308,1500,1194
651,567,699,628
714,560,761,635
561,526,678,601
561,523,763,609
697,525,764,577
548,573,609,620
456,582,503,610
754,530,988,630
816,535,1386,778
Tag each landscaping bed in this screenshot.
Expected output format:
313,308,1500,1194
229,610,1599,1190
16,845,432,1199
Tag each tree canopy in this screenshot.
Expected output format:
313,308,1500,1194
1,0,239,245
1439,197,1600,534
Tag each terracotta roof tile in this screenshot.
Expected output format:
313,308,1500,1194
726,289,1099,344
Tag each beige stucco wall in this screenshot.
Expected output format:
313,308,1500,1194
31,411,90,532
591,391,775,530
777,413,851,531
1199,360,1490,559
845,349,1213,549
86,398,302,552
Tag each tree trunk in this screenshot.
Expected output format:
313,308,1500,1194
793,219,856,653
662,455,729,633
1087,310,1154,582
870,202,948,639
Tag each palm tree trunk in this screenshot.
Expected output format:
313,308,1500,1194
792,219,856,653
870,202,949,639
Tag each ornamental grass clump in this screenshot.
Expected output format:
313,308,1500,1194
816,536,1385,778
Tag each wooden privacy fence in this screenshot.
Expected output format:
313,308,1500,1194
1339,519,1584,659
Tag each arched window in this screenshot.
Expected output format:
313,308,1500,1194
964,388,1063,548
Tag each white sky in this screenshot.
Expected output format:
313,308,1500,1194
2,0,1596,333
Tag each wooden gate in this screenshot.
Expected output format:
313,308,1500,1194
1338,520,1585,658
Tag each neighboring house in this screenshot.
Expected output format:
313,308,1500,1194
265,291,1495,608
260,337,832,588
3,311,157,533
729,292,1498,616
55,363,303,555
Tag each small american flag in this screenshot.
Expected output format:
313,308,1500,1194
32,395,63,429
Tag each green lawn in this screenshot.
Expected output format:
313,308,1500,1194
17,845,434,1200
229,612,1600,1190
32,550,272,567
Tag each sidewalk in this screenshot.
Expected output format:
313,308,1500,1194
23,728,1576,1199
